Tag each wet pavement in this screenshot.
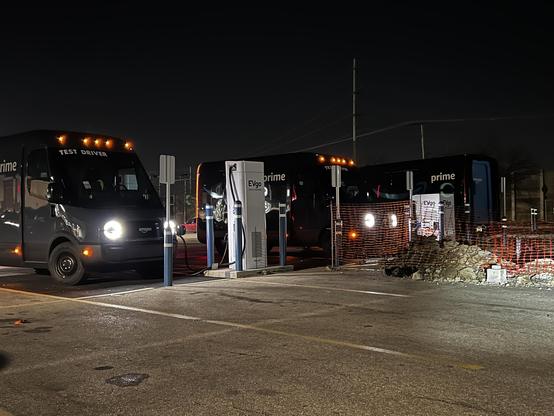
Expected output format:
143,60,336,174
0,241,553,415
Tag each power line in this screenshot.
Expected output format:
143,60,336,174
294,114,554,152
243,100,351,157
250,113,351,156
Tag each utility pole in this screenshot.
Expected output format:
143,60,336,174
420,124,425,159
352,58,357,164
183,172,187,224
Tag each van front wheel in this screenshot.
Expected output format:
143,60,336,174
48,243,86,285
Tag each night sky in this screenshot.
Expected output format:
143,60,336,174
1,3,553,174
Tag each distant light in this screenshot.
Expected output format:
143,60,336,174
390,214,398,228
349,231,358,239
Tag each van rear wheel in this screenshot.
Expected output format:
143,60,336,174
48,242,86,285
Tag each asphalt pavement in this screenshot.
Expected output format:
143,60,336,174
0,242,553,415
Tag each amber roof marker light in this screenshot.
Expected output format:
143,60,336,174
56,135,67,145
124,141,134,151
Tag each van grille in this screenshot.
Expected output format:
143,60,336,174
126,220,161,240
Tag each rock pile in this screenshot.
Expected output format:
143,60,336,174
384,237,554,287
385,238,495,282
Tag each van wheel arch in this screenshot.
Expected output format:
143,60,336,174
49,237,72,255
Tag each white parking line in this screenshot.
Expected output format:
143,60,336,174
0,287,482,370
77,287,156,299
0,287,415,360
179,279,411,298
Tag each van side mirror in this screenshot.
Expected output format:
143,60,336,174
176,224,186,236
46,182,63,203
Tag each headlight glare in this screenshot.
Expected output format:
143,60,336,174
103,220,123,240
164,220,177,234
364,213,375,228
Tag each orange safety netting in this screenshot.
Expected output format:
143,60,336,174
334,202,554,276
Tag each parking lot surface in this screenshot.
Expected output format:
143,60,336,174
1,266,553,415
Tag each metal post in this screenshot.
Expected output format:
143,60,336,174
279,203,287,267
234,201,243,272
501,217,508,247
408,190,413,243
206,204,214,269
164,182,173,287
183,174,187,224
500,176,507,219
334,168,341,268
330,202,335,268
438,201,445,247
352,58,357,165
531,208,538,232
464,203,471,244
511,172,516,221
334,219,343,267
406,170,414,243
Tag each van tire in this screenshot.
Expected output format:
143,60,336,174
48,243,86,285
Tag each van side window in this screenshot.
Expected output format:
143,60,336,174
27,149,50,199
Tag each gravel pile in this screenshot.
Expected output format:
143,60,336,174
384,238,554,287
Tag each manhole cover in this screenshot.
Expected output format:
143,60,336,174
106,373,149,387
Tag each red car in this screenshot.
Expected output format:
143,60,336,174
182,218,197,234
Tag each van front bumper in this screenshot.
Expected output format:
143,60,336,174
80,240,164,270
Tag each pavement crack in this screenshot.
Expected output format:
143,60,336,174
217,293,278,304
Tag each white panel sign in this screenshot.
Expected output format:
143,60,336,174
406,170,414,191
331,165,341,188
159,155,175,185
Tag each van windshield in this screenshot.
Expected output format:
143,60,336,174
51,149,162,209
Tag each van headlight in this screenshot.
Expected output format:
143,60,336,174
364,213,375,228
164,220,176,234
103,220,123,240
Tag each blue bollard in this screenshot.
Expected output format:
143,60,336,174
279,203,287,267
164,227,173,286
206,204,214,268
234,201,243,271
